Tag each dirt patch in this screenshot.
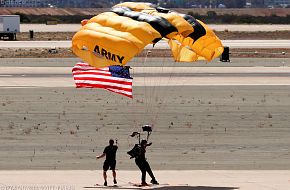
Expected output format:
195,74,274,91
230,48,289,58
1,47,289,59
139,48,290,58
177,8,290,17
216,31,290,40
17,32,74,41
15,31,290,41
0,7,107,16
0,48,74,58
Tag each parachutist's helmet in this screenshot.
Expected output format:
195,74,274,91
141,140,147,146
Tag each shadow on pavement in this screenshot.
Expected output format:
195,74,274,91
151,186,239,190
83,185,239,190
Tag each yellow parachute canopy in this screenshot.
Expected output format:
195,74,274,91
72,2,223,68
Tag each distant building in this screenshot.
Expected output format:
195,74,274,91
1,0,53,7
264,0,290,7
248,0,266,7
2,0,289,8
0,0,106,7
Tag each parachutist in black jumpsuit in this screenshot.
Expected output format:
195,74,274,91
135,140,158,186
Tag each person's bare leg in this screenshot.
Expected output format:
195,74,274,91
112,170,117,184
103,171,107,186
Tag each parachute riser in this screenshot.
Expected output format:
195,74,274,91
127,125,152,159
130,131,151,145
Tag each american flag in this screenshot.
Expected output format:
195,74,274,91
72,62,133,98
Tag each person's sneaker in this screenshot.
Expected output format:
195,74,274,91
104,181,107,186
113,179,117,185
151,179,159,185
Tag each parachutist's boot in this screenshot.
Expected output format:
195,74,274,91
141,182,148,186
104,181,107,186
151,179,159,185
113,179,117,185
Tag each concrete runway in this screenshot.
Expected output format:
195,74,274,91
0,66,290,87
2,40,290,49
0,58,289,87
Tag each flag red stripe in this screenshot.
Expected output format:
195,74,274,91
72,71,111,76
74,63,109,71
73,77,132,85
75,83,132,92
106,88,133,98
72,68,110,73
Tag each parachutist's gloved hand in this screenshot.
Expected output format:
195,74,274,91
147,142,152,146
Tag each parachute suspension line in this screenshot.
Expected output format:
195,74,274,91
147,51,157,126
142,46,161,128
151,56,164,125
146,48,161,127
126,60,140,133
142,48,153,124
153,58,178,125
150,56,167,126
146,49,154,119
148,50,173,126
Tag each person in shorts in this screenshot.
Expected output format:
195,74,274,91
96,139,118,186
